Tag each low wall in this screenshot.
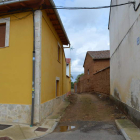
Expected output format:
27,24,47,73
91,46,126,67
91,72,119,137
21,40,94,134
77,67,110,95
0,92,70,125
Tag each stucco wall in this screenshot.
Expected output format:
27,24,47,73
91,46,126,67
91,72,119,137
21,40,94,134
0,12,33,105
109,0,140,112
41,10,64,103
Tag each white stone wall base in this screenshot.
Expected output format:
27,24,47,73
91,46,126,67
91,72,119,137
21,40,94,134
0,104,31,124
0,93,68,125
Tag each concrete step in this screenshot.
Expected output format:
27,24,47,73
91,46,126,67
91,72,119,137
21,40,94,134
115,119,140,140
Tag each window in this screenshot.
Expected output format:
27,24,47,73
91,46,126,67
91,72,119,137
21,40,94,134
58,43,61,62
88,69,89,75
0,24,6,47
0,17,10,48
56,80,59,97
56,77,60,97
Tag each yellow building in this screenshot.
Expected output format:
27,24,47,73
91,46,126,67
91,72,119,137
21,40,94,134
0,0,71,125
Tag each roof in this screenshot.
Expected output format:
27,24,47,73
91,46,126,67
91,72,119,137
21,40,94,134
83,50,110,67
0,0,70,46
66,58,71,64
88,50,110,60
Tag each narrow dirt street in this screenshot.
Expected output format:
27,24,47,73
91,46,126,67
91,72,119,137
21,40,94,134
37,93,126,140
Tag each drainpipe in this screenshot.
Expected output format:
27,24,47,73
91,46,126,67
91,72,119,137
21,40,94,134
30,10,35,127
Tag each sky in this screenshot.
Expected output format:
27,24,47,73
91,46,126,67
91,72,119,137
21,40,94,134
53,0,111,82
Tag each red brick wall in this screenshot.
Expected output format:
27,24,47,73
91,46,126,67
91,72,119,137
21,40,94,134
93,67,110,95
74,83,77,93
77,54,110,94
93,59,110,73
77,67,110,95
84,53,110,76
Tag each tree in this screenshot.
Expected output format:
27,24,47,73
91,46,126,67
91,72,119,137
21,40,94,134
75,73,84,83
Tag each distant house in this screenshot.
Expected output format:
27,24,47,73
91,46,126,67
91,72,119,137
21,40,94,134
109,0,140,127
0,0,71,125
83,51,110,75
77,50,110,94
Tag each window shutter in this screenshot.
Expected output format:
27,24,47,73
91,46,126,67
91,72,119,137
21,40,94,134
0,24,6,47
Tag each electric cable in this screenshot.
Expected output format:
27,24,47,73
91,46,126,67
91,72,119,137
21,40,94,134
42,2,135,10
0,1,136,20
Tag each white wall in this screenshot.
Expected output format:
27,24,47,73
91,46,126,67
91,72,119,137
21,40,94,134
109,0,140,111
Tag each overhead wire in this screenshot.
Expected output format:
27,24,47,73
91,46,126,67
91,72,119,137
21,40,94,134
42,2,135,10
0,1,136,21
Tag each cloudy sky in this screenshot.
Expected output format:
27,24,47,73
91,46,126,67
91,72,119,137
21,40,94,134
53,0,111,82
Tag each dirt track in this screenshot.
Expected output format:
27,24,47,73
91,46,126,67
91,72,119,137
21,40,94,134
38,93,125,140
60,93,126,122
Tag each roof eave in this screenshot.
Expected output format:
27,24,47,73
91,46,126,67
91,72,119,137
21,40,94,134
0,0,28,6
49,0,70,46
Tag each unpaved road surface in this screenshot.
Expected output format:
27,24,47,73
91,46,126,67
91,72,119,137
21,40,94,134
37,93,125,140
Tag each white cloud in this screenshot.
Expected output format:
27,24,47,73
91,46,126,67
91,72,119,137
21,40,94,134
54,0,111,81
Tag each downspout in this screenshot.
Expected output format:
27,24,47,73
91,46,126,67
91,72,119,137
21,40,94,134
31,10,35,127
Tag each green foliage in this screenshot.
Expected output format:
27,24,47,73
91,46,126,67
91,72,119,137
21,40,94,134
75,73,84,83
71,82,74,89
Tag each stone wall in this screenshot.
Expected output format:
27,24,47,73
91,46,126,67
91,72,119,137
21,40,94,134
0,93,68,125
77,67,110,95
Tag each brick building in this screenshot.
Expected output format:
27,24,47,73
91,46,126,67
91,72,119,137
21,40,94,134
77,50,110,94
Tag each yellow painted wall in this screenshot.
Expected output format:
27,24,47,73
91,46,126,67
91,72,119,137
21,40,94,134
0,10,71,105
0,12,33,104
41,10,71,103
41,11,62,103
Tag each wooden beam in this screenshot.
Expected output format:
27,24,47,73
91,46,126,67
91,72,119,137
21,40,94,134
53,24,60,26
50,19,58,21
57,33,64,35
59,36,66,39
56,29,63,31
20,3,26,7
38,0,44,5
5,5,11,10
58,35,65,37
47,13,55,16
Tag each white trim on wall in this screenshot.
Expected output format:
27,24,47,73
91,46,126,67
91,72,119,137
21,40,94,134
58,42,61,48
0,17,10,47
56,77,60,81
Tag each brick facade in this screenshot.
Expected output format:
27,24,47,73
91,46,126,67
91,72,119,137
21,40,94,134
77,67,110,94
77,51,110,95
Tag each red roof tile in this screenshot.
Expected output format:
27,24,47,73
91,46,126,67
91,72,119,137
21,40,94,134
88,50,110,60
66,58,71,64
